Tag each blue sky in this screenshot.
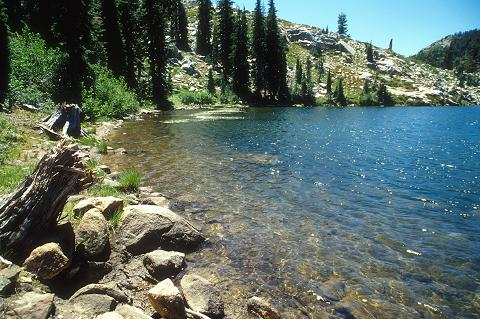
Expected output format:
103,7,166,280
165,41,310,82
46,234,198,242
230,0,480,56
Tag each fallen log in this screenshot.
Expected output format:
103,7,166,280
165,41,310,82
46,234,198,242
0,140,93,259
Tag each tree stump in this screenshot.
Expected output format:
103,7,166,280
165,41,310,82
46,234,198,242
40,104,83,139
0,141,92,259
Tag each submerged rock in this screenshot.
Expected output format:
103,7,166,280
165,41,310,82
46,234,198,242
247,297,281,319
117,205,204,255
180,274,224,318
143,250,185,280
148,278,186,319
23,243,70,280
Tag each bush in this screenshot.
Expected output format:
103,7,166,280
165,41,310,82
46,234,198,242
82,65,140,120
178,90,216,106
118,169,142,192
9,29,67,109
219,88,240,104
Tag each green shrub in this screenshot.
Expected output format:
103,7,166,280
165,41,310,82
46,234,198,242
9,29,67,109
178,90,216,106
118,169,141,192
219,88,240,104
82,65,140,120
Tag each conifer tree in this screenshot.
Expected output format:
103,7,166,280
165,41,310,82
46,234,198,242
277,35,290,102
56,0,92,103
172,0,189,51
118,0,140,90
388,38,393,51
325,26,329,34
265,0,284,99
377,83,394,106
196,0,212,56
232,9,250,98
359,79,375,106
4,0,22,32
216,0,234,81
334,78,347,106
251,0,266,98
366,42,374,63
326,70,332,97
337,13,348,36
207,68,215,94
294,57,303,95
304,57,314,105
145,0,168,107
102,0,127,77
0,0,9,111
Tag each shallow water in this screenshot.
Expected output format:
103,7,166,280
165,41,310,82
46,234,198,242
106,107,480,318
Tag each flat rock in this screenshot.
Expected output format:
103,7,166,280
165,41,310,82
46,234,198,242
143,196,170,208
71,293,117,318
144,250,185,280
5,292,54,319
148,278,186,319
23,243,70,280
73,197,124,217
247,297,281,319
180,274,224,318
75,208,110,261
117,205,204,255
115,304,151,319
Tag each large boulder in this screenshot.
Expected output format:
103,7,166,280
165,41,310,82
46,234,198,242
117,205,204,255
23,243,70,280
247,297,281,319
337,40,356,55
148,278,186,319
73,197,124,217
0,264,21,297
180,274,224,318
75,208,110,261
71,294,117,318
143,250,185,280
4,292,55,319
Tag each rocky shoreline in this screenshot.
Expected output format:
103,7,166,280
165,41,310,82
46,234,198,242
0,119,281,319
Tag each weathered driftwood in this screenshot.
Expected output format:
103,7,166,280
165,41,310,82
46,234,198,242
40,104,83,139
14,103,40,112
0,141,92,257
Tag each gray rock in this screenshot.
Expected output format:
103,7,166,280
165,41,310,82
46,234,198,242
73,197,124,217
181,61,199,77
117,205,204,255
320,281,348,302
71,294,117,318
143,196,170,208
148,279,186,319
115,304,151,319
337,40,356,55
144,250,185,280
180,274,224,318
286,28,316,43
0,264,21,297
247,297,281,319
75,208,110,261
96,312,124,319
98,165,112,174
23,243,70,280
5,292,54,319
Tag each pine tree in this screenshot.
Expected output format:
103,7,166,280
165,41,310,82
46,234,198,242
4,0,22,32
325,26,329,34
0,0,9,111
251,0,266,98
118,0,140,90
294,57,303,91
207,68,215,94
196,0,212,56
388,38,393,51
102,0,127,77
145,0,168,107
172,0,189,51
337,13,348,36
56,0,92,103
443,45,454,69
277,35,290,102
334,78,347,106
232,9,250,98
377,83,394,106
326,70,332,96
265,0,283,99
359,79,375,106
366,42,374,63
304,57,314,105
216,0,234,81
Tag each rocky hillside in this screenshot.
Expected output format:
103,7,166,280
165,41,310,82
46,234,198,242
172,1,480,106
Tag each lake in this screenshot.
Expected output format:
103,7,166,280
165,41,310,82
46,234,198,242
106,107,480,318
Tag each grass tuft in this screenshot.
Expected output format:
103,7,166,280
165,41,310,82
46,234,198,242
96,140,108,155
118,169,142,192
87,185,122,197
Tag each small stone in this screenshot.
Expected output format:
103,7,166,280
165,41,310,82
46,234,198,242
148,279,186,319
144,250,185,280
23,243,70,280
75,209,110,261
96,312,124,319
247,297,281,319
180,274,224,318
73,197,124,217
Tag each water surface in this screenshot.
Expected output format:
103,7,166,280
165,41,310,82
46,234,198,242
106,107,480,318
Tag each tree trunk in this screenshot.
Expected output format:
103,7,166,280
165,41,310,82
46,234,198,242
40,104,83,139
0,141,92,259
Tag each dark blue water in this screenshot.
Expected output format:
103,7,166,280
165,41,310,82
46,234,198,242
107,107,480,318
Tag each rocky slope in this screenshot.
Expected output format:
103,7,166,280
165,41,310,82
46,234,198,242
173,1,480,106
